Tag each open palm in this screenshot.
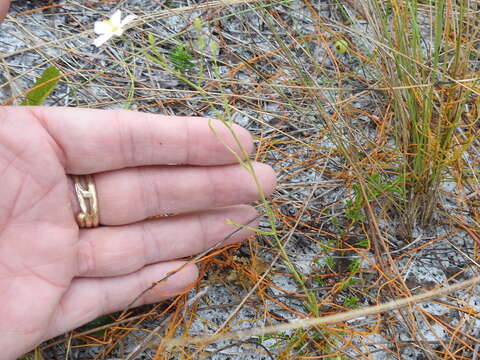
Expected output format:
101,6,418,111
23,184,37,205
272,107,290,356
0,106,275,359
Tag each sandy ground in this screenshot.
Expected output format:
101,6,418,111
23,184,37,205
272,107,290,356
2,1,479,359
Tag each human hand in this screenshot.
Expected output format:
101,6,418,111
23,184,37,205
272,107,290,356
0,106,276,359
0,0,10,20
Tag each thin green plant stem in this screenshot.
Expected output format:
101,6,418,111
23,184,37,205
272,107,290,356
208,46,319,315
144,31,320,316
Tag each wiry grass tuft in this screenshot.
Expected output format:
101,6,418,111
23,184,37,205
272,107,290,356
364,0,479,235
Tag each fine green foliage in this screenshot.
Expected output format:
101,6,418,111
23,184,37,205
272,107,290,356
346,173,406,224
343,295,360,309
21,65,61,106
168,46,195,73
325,256,336,270
345,184,365,223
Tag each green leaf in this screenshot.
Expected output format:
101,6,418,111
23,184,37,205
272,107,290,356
22,65,61,106
348,258,361,273
148,32,156,48
339,277,357,291
325,256,336,269
343,295,360,309
355,239,369,248
314,277,325,286
168,46,195,73
79,314,112,339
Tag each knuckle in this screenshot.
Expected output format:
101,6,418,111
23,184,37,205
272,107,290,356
113,109,136,166
76,238,96,276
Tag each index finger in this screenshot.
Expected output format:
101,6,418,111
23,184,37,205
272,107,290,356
30,107,254,173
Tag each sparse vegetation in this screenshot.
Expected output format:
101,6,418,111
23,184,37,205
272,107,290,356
2,0,479,359
168,45,195,73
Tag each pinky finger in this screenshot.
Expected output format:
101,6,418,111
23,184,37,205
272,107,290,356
48,261,198,339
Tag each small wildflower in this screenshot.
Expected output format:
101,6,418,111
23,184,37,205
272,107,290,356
93,10,137,47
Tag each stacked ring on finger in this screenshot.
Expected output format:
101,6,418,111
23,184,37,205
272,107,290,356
72,174,100,228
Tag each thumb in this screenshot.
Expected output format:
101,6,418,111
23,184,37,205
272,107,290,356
0,0,11,21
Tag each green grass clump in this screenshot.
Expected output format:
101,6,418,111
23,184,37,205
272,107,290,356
366,0,478,233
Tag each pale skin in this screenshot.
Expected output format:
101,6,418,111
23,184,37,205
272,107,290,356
0,2,277,359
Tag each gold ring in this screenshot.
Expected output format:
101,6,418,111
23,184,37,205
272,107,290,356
72,174,100,228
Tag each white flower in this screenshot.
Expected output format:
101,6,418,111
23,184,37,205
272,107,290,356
93,10,137,47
